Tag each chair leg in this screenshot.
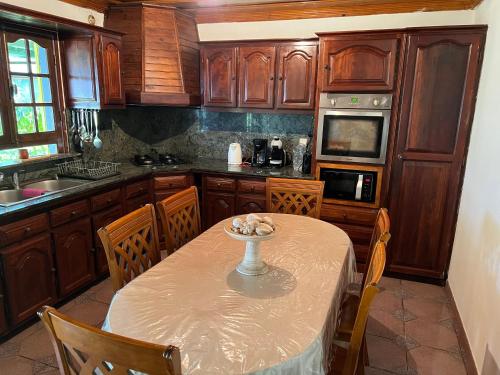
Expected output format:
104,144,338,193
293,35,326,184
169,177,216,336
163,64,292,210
356,361,365,375
362,335,370,366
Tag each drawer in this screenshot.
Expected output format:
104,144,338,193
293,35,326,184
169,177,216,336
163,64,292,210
50,200,89,227
321,204,378,226
154,175,190,190
333,222,372,263
0,213,49,246
125,180,150,199
205,176,236,192
125,195,151,213
154,190,183,203
90,188,121,212
238,179,266,194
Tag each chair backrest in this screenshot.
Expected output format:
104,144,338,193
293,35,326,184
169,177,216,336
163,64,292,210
266,178,325,219
38,306,182,375
342,285,380,375
363,240,387,290
362,208,391,288
98,204,161,293
156,186,201,254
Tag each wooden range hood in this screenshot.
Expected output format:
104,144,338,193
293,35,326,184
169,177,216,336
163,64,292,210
105,3,200,106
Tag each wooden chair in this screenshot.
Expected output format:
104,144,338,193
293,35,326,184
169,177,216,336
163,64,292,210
156,186,201,255
330,285,380,375
98,204,161,293
334,240,387,364
266,178,325,219
361,208,391,290
38,306,182,375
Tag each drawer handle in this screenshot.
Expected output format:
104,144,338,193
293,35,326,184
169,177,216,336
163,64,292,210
217,183,221,188
70,211,77,216
168,183,173,188
250,186,255,192
106,198,113,203
51,268,56,273
90,248,96,253
25,227,32,233
343,214,348,220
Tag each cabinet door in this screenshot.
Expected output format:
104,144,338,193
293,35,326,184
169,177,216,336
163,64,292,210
276,44,317,109
100,34,125,106
204,191,235,229
238,46,276,108
63,35,100,108
237,194,266,215
1,234,56,326
320,36,399,91
92,205,123,276
52,217,95,296
0,279,7,334
202,47,237,107
388,31,484,279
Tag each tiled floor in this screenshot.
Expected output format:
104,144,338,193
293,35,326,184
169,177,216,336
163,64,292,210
0,277,467,375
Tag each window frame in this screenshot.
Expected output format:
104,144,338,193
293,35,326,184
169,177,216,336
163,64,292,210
0,26,67,153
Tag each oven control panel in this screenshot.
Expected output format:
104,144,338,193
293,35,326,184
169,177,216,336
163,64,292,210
320,93,393,110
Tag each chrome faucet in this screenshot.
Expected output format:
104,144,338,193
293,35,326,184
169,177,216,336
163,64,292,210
12,171,20,190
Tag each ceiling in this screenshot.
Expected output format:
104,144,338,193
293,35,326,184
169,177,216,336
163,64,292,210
61,0,484,23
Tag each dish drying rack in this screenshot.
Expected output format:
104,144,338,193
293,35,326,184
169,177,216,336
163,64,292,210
57,160,120,180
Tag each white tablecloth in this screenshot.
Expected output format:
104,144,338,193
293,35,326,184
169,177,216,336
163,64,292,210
103,213,355,375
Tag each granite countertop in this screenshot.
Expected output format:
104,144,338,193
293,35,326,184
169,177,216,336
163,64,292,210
0,159,313,219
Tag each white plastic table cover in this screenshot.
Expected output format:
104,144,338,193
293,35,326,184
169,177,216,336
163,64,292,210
103,213,356,375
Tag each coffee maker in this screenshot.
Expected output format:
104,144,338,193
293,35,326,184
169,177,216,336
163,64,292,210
251,139,268,167
270,136,286,168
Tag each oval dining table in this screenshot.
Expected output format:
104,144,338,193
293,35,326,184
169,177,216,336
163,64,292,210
103,213,356,375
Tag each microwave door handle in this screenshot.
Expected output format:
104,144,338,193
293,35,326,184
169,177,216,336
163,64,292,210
355,175,363,201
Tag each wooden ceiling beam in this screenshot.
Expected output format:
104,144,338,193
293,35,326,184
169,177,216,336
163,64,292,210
57,0,110,13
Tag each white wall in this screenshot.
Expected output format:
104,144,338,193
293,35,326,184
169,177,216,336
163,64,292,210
0,0,104,26
197,10,475,40
448,0,500,374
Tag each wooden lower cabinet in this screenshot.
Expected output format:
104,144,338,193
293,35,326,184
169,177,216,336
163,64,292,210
237,194,266,214
92,205,123,276
0,234,56,326
0,279,7,334
204,191,236,229
52,217,95,297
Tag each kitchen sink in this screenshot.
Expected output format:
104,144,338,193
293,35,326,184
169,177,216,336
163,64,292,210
0,178,90,207
23,178,87,192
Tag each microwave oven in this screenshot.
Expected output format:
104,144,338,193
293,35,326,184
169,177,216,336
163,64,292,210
320,168,377,203
316,93,392,165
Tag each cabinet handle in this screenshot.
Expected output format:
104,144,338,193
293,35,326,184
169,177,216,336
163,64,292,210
324,64,330,70
70,211,77,216
25,227,32,233
90,248,96,253
232,76,236,80
106,198,113,203
51,268,56,273
397,154,403,160
250,186,255,192
217,183,221,188
279,77,283,81
270,76,274,81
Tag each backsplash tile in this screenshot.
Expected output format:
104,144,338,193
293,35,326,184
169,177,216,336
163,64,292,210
88,107,314,161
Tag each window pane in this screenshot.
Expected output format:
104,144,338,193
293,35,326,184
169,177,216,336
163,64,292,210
29,40,49,74
11,75,32,103
36,106,55,132
0,144,58,163
33,77,52,103
8,39,29,73
15,106,36,134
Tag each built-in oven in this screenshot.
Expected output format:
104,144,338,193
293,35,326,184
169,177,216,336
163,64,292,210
316,93,392,164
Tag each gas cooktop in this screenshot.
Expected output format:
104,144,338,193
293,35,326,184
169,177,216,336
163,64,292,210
133,153,184,167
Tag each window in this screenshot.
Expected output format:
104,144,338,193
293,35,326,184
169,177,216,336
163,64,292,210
0,29,64,156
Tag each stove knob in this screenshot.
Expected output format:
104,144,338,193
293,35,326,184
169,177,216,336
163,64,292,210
330,99,336,106
372,98,380,107
380,97,389,106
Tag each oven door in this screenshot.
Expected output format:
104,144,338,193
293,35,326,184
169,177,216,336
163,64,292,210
316,109,390,164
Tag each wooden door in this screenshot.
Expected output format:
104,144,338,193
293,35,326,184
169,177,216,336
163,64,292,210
238,46,276,108
320,35,399,91
276,44,317,109
202,47,237,107
237,194,266,214
52,217,95,296
1,234,56,325
388,30,485,279
204,191,235,229
92,205,123,276
100,33,125,106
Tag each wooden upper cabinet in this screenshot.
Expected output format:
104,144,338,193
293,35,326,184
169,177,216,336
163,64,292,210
276,43,317,109
202,47,237,107
387,28,486,279
319,34,399,91
63,32,125,109
238,46,276,108
100,34,125,105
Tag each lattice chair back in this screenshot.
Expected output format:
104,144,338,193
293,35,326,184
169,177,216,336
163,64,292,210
98,204,161,293
156,186,201,254
38,306,182,375
266,178,325,219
